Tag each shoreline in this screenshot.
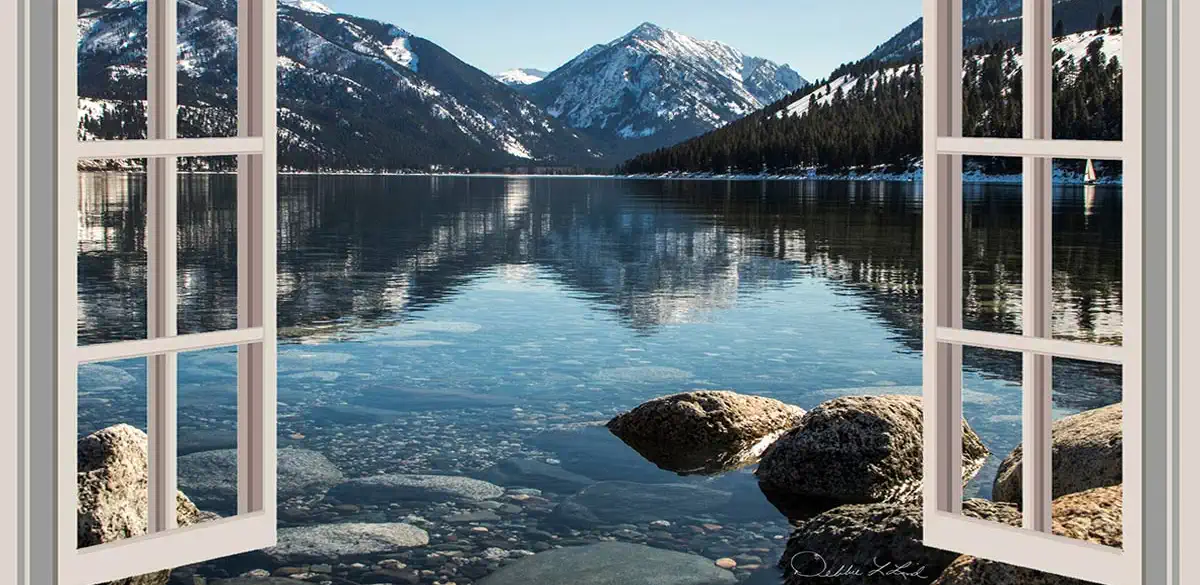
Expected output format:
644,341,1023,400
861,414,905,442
76,168,1124,186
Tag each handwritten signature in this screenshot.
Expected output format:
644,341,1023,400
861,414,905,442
789,551,931,581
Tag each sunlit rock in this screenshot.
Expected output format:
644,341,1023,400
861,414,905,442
77,424,204,585
992,403,1122,504
756,395,988,516
607,390,806,475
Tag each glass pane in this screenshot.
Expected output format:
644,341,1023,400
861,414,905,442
177,347,241,525
79,166,149,345
77,358,149,549
962,348,1023,529
178,157,240,335
1051,358,1123,550
1053,0,1123,141
1052,159,1123,346
178,0,239,139
963,7,1023,138
77,1,147,141
962,156,1023,336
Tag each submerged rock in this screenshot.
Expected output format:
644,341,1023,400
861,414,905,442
757,395,988,512
264,522,429,563
478,542,737,585
475,457,595,493
178,448,343,514
77,424,204,585
933,486,1122,585
326,474,504,505
607,390,805,475
781,499,1020,585
552,481,732,527
992,403,1122,504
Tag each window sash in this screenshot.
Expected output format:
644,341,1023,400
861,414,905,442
53,1,278,583
922,0,1143,583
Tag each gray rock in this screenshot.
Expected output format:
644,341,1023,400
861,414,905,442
992,403,1122,504
607,390,806,475
264,522,430,563
77,424,204,585
756,395,988,510
445,510,502,523
478,542,737,585
476,458,595,493
781,499,1019,585
178,448,343,514
933,486,1121,585
326,474,504,505
554,481,732,527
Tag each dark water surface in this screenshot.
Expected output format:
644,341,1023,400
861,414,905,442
75,175,1124,582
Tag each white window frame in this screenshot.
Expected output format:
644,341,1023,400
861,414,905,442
922,1,1183,584
40,1,278,583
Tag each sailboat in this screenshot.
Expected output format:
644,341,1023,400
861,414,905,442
1084,159,1099,185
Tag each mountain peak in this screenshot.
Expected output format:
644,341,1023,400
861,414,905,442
628,22,667,39
495,68,549,86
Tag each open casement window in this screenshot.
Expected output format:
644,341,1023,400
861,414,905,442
52,1,278,583
922,0,1157,583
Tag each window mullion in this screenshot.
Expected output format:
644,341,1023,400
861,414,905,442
236,0,278,520
146,0,179,533
922,0,965,518
1021,0,1054,534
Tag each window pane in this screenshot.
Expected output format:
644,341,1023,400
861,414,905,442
77,358,149,549
1052,159,1123,346
1050,358,1123,550
962,156,1023,336
962,347,1023,529
79,166,149,345
177,346,241,524
1053,0,1123,141
78,1,147,141
178,157,240,335
178,0,239,139
963,7,1023,138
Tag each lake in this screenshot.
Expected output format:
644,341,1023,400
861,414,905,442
75,174,1124,582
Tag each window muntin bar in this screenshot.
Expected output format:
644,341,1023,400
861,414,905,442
76,137,267,159
936,136,1127,159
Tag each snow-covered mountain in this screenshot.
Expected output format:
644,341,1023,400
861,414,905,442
77,0,606,170
527,22,807,159
494,68,549,86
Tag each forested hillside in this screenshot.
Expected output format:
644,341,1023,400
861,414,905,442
623,24,1124,176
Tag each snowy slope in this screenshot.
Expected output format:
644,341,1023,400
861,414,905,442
528,22,807,159
495,68,549,86
782,30,1121,122
76,0,605,170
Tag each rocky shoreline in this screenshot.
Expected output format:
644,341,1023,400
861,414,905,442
79,389,1123,585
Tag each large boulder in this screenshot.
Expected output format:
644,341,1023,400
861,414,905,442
552,481,732,527
607,390,806,475
780,499,1020,585
933,485,1122,585
264,522,430,563
992,403,1122,504
178,448,343,514
756,395,988,513
77,424,204,585
325,474,504,505
478,542,737,585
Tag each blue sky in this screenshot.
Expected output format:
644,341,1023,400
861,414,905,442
320,0,923,81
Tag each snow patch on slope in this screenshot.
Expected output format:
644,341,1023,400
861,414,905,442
495,68,548,86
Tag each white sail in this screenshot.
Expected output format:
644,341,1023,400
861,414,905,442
1085,159,1098,183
